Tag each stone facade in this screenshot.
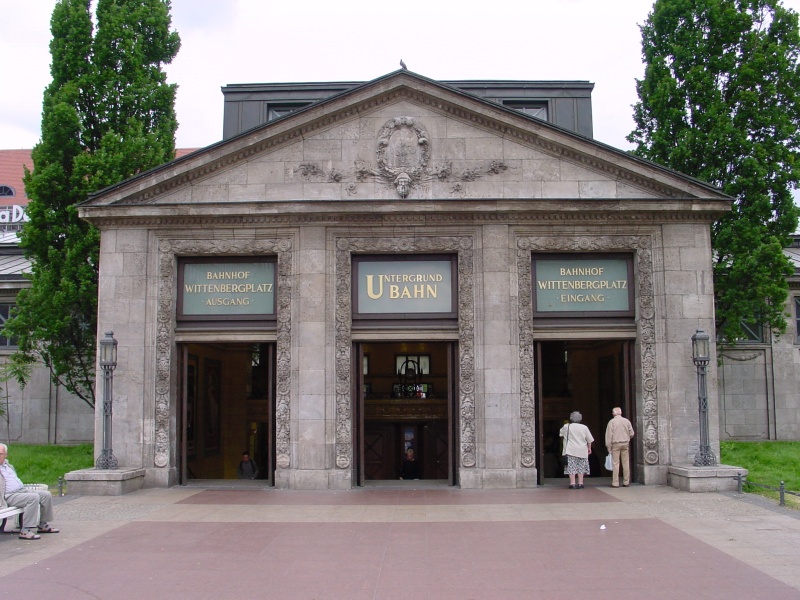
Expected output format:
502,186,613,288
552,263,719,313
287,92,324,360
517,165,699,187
78,72,731,489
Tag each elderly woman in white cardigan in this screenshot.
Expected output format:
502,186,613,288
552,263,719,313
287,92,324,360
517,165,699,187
559,412,594,489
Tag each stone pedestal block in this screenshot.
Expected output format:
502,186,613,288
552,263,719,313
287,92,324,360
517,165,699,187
290,469,333,490
482,469,517,489
459,469,483,489
516,468,539,489
142,467,176,489
639,464,668,486
329,469,352,490
274,468,291,490
64,468,146,496
667,464,747,493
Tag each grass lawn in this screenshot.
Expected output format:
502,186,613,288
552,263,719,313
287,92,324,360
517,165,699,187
2,443,94,490
721,441,800,507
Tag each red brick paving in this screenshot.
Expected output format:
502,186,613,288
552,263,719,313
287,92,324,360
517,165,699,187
2,517,798,599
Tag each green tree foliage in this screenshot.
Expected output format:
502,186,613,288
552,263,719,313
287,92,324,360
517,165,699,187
4,0,180,407
629,0,800,342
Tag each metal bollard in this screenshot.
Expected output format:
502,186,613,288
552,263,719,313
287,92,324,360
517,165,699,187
58,476,64,497
737,471,744,494
780,481,785,507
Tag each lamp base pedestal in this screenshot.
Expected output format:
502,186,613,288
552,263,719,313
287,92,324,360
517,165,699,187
667,464,746,493
63,468,146,496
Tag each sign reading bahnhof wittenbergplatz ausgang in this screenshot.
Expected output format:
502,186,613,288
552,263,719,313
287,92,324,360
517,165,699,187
181,261,275,317
356,259,454,316
534,257,632,314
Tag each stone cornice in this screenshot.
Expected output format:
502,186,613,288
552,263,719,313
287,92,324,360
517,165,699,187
85,81,728,208
84,207,728,230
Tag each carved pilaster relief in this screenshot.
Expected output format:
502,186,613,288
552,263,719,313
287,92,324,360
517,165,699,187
334,236,475,469
155,238,293,469
516,235,660,467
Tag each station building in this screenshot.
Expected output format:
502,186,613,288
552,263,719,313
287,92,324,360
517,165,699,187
74,70,735,491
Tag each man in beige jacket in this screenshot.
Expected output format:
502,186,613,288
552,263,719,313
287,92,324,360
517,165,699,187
605,407,635,487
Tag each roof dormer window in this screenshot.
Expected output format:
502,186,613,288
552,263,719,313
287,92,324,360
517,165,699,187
503,101,548,121
267,103,311,122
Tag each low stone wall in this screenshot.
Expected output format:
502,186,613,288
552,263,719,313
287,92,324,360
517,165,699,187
64,468,146,496
667,464,747,493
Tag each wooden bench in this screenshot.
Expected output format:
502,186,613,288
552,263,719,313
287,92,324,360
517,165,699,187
0,506,24,532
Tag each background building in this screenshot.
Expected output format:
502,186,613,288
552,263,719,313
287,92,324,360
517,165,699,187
0,149,93,445
717,235,800,441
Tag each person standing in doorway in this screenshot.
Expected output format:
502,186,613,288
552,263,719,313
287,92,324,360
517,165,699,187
399,447,421,480
237,452,259,480
605,407,635,487
559,412,594,489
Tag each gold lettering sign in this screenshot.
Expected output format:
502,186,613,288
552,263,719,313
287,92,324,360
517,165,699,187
365,274,442,300
182,262,275,316
534,258,631,313
357,260,453,315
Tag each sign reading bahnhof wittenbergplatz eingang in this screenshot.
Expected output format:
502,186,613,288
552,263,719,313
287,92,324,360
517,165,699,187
534,256,632,315
180,261,276,318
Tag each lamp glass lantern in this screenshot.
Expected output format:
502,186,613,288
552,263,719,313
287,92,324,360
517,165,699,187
691,329,710,366
99,331,118,369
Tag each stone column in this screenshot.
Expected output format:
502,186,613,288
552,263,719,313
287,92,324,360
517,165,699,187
283,226,329,489
478,225,518,488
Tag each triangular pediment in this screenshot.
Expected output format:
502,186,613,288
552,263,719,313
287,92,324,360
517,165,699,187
82,71,729,209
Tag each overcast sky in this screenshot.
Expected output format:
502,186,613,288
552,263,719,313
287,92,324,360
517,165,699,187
3,0,800,154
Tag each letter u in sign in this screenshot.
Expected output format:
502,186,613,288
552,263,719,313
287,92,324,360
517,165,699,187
366,275,383,299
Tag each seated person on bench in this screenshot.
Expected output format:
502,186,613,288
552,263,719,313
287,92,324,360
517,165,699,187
0,443,59,540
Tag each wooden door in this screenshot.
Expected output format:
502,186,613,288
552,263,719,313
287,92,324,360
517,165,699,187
364,422,396,480
423,420,449,479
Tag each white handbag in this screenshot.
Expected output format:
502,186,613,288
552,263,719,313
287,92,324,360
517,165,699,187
604,454,613,471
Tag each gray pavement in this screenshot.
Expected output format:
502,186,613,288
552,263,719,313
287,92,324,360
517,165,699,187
1,481,799,599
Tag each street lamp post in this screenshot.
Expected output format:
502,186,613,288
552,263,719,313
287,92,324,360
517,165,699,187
96,331,119,469
691,329,717,466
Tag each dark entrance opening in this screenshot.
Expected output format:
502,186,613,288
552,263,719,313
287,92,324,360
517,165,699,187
178,342,276,485
535,340,634,485
354,341,456,484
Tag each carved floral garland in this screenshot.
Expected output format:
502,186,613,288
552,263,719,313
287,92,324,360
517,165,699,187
155,238,293,469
